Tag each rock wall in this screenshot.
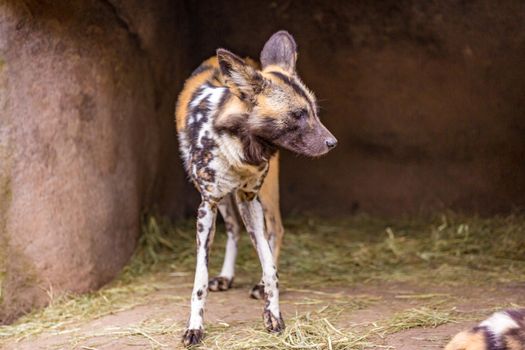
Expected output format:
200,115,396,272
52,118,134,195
0,1,188,322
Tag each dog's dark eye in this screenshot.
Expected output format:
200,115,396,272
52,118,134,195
291,109,307,120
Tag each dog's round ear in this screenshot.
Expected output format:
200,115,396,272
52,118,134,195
260,30,297,73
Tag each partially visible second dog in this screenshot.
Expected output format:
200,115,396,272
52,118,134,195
445,309,525,350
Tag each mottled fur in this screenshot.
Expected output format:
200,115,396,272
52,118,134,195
175,30,336,346
445,309,525,350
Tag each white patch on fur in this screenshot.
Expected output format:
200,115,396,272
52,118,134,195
480,311,520,336
208,86,227,105
189,86,216,109
217,134,246,169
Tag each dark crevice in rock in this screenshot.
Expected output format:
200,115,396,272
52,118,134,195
98,0,162,111
98,0,145,53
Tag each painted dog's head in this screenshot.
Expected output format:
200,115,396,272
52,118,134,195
217,31,337,158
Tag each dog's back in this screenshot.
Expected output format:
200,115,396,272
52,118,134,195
176,56,258,133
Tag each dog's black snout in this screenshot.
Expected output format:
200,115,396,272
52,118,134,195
326,138,338,149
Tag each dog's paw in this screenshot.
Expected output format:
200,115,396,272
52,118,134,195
263,310,285,333
249,283,265,299
208,276,233,292
182,328,204,347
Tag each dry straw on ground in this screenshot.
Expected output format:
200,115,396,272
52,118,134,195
1,214,524,348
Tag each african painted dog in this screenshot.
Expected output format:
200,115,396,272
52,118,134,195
445,309,525,350
175,31,337,346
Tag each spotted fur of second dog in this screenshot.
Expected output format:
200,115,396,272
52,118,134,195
445,309,525,350
175,30,337,346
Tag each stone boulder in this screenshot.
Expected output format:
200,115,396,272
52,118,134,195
0,1,187,323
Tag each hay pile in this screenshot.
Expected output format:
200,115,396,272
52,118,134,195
134,214,525,288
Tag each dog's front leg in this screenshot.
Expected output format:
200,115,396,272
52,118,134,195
183,200,217,346
237,192,285,333
249,207,285,300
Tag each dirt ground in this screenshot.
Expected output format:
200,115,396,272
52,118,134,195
2,215,524,349
3,275,524,350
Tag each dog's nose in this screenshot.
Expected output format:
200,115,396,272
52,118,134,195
325,138,338,149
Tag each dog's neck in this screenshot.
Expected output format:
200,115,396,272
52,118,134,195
214,90,278,167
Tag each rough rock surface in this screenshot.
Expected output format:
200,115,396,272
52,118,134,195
0,1,188,323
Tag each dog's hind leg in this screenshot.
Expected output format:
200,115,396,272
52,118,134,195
209,194,241,291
